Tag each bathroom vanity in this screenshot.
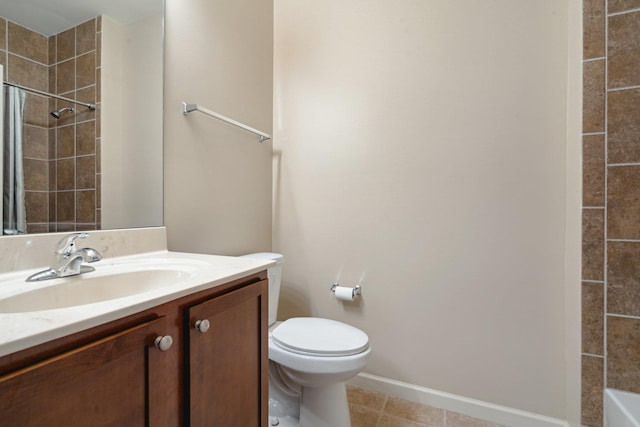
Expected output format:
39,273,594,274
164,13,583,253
0,242,271,427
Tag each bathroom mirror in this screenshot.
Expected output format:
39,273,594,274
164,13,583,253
0,0,164,235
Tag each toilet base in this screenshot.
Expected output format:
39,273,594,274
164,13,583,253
299,382,351,427
269,381,352,427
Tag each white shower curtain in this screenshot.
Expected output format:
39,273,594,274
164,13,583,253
3,86,26,235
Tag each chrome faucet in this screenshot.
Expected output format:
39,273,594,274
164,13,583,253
26,233,103,282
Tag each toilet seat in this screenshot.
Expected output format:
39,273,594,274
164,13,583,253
272,317,369,357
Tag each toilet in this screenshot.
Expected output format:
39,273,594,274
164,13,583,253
241,253,371,427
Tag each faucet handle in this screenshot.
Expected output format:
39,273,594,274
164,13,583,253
55,232,89,255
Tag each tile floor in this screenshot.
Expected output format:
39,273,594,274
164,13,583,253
347,385,505,427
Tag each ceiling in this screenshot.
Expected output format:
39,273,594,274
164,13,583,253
0,0,162,36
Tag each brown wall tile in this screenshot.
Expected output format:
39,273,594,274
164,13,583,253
23,158,48,191
56,125,75,158
7,21,48,64
96,172,101,208
24,125,48,159
608,241,640,316
48,128,55,161
584,0,606,59
96,139,101,174
610,0,640,13
56,223,75,232
24,93,49,128
48,191,56,223
607,316,640,393
76,155,95,189
48,65,56,97
96,68,101,103
48,35,56,65
0,18,6,50
582,355,604,427
56,158,75,191
76,190,95,223
583,60,606,133
56,27,75,63
608,88,640,163
608,165,640,239
582,282,604,355
27,224,49,234
75,86,96,123
583,209,605,281
49,99,57,130
48,159,56,192
96,32,101,68
0,50,6,79
76,52,95,88
25,191,48,224
609,12,640,89
56,58,75,95
583,2,640,422
76,19,96,56
8,53,48,91
76,224,96,232
56,191,75,223
76,120,96,155
583,135,605,206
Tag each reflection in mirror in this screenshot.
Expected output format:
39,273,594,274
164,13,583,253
0,0,163,235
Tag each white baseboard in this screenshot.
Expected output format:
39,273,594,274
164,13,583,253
348,373,571,427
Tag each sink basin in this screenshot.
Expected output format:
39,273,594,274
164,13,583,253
0,259,206,313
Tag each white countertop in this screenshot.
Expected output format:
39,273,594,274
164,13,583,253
0,250,274,357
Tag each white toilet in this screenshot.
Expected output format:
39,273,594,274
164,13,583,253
241,253,371,427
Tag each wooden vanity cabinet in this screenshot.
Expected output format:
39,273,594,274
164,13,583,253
0,317,169,427
0,272,268,427
187,281,268,426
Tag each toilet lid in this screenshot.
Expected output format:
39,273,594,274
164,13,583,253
272,317,369,357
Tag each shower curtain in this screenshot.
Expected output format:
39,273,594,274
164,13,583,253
3,86,26,235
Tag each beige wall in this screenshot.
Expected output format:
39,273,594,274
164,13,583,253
274,0,574,419
163,0,273,255
102,14,163,230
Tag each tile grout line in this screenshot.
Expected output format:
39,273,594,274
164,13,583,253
375,394,389,427
608,6,640,17
607,82,640,91
607,313,640,320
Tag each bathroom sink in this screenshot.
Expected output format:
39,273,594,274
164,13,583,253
0,259,206,313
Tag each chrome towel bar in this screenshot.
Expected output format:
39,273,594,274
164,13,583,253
182,102,271,143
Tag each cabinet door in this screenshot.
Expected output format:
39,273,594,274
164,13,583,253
188,280,268,426
0,317,172,427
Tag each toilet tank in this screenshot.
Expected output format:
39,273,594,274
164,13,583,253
240,253,283,326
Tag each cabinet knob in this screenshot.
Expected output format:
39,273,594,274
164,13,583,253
154,335,173,351
194,319,211,334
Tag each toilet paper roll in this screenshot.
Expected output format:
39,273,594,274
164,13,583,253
334,285,355,301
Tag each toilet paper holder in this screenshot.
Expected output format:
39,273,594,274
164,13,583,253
330,283,362,299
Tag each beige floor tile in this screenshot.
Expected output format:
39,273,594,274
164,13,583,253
347,385,388,411
383,397,444,426
350,403,381,427
377,414,430,427
445,411,505,427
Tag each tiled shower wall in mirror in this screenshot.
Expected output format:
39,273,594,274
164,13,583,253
582,0,640,425
0,16,101,233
